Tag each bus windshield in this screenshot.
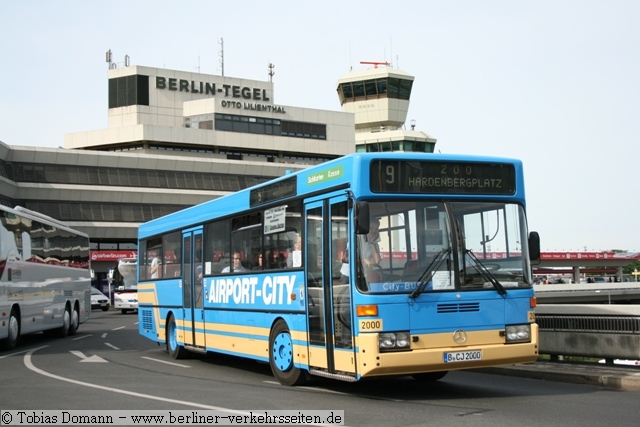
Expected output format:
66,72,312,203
116,258,138,291
358,200,533,293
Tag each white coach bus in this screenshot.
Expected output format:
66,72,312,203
0,205,92,350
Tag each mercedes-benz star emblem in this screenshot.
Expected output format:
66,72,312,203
452,329,467,344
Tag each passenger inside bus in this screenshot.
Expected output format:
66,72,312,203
340,243,350,284
222,251,247,273
251,252,263,270
149,255,161,279
361,218,381,267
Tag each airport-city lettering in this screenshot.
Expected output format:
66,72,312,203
208,275,296,305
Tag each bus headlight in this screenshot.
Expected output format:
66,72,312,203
505,325,531,343
379,332,411,351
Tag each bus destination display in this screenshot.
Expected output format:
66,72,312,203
370,160,516,195
250,176,297,207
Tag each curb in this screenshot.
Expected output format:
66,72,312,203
476,362,640,391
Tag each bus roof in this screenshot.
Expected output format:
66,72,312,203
139,152,525,239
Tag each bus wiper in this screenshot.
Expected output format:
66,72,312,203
465,250,506,295
409,248,451,299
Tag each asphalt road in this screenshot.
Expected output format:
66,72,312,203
2,309,640,427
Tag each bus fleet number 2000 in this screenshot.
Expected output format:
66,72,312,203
359,319,383,331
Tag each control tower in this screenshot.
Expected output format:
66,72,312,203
336,62,437,153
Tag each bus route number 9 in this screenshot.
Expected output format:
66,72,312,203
359,319,383,331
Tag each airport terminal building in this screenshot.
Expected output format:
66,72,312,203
0,62,436,286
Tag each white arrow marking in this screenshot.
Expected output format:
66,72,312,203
70,350,108,363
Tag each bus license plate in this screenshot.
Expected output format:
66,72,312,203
444,350,482,363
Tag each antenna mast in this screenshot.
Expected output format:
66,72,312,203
219,37,224,76
268,62,275,82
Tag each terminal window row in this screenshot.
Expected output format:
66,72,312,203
91,242,137,250
101,144,332,164
5,161,273,191
185,113,327,140
356,140,436,153
22,201,190,224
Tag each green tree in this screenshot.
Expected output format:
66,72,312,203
623,259,640,275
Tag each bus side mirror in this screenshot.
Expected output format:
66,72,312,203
528,231,540,263
356,201,370,235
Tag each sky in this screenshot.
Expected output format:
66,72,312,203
1,0,639,253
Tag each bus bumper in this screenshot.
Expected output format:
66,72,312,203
356,326,539,378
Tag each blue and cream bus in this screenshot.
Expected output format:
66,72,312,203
0,205,91,350
137,152,540,385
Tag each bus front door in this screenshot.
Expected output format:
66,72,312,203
182,229,206,349
305,197,356,379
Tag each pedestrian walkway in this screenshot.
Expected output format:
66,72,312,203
477,361,640,390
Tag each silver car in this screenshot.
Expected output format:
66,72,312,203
90,287,110,311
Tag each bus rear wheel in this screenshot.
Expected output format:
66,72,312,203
269,320,307,386
166,314,188,359
412,371,448,382
0,307,20,350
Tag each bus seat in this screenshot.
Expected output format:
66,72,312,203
365,267,382,283
165,263,181,277
404,260,419,275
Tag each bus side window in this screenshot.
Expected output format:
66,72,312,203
164,231,181,277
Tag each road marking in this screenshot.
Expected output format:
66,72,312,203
141,356,191,368
70,350,108,363
101,333,108,338
0,349,31,359
23,347,254,411
105,343,120,350
112,326,126,331
72,334,92,341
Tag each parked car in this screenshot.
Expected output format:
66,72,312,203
90,287,110,311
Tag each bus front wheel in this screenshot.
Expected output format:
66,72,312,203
269,320,307,386
0,307,20,350
166,314,188,359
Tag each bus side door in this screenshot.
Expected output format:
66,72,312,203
305,197,356,377
182,228,205,349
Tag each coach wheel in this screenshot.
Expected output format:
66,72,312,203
269,320,307,386
412,371,448,382
0,307,20,350
166,314,188,359
58,304,72,338
69,304,79,336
